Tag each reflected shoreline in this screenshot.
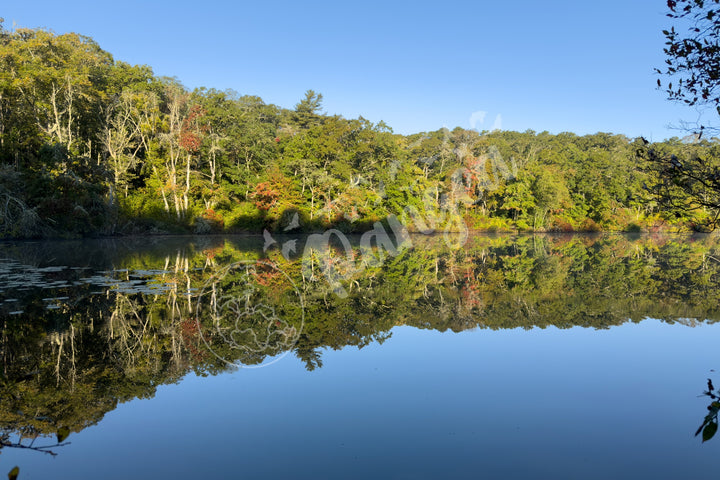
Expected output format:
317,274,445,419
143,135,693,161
1,233,719,448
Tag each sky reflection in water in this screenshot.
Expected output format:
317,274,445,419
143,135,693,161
0,234,718,479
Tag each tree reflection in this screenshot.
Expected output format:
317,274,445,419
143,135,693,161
1,233,720,455
697,379,720,442
0,428,70,457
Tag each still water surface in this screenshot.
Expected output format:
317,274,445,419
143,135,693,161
0,233,719,479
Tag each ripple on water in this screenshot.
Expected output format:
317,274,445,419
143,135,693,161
1,261,178,307
42,296,70,302
36,266,67,273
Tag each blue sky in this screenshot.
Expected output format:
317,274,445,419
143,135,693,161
2,0,705,139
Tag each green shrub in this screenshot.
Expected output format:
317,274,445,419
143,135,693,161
225,202,264,231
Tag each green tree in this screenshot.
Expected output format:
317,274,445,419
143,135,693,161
638,137,720,230
292,89,324,129
0,27,113,159
648,0,720,230
531,166,569,229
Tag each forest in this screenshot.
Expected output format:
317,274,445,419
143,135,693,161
2,24,720,239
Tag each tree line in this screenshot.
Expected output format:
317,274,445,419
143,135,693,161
1,23,719,238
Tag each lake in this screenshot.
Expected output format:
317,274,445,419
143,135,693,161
1,232,719,479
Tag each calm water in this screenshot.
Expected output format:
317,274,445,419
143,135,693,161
1,233,719,479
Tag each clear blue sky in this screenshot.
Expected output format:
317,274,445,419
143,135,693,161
2,0,705,140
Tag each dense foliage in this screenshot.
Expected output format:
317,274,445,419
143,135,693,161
658,0,720,113
646,0,720,230
2,23,719,238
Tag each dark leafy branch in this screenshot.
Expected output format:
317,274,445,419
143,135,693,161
659,0,720,113
696,378,720,442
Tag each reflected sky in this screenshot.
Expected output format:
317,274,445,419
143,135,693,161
6,320,717,480
2,234,720,479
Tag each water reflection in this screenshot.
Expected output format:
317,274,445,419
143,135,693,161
697,378,720,442
0,233,719,461
0,428,69,457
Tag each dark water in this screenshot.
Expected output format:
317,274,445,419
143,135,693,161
1,233,719,479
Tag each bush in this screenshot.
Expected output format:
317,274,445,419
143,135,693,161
465,214,513,232
224,202,264,231
549,218,575,232
515,219,532,231
625,222,643,233
193,209,224,233
580,218,602,232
